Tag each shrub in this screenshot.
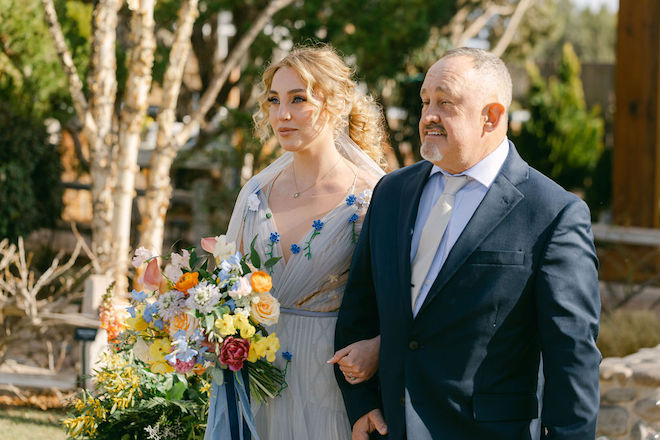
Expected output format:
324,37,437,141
597,309,660,358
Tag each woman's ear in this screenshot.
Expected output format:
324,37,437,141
483,102,506,132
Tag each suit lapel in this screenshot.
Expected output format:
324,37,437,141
416,143,528,317
397,161,434,319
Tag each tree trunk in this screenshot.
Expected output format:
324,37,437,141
138,0,199,256
112,0,157,295
88,0,121,274
139,0,293,257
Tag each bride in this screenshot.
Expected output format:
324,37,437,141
205,45,388,439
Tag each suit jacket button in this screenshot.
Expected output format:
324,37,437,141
409,340,419,350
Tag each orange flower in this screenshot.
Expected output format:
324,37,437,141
192,363,208,375
250,271,272,293
175,272,199,293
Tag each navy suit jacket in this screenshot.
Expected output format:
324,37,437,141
335,143,601,440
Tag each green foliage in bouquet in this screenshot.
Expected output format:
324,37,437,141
62,351,211,439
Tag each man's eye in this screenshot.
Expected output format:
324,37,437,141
267,96,279,104
441,100,451,105
421,101,429,106
292,96,306,103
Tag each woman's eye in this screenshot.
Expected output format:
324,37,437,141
267,96,279,104
292,95,306,103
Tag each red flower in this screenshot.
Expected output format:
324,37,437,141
219,337,250,372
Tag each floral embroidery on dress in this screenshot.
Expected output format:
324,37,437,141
345,189,373,244
265,232,279,274
302,220,324,260
247,193,261,211
290,244,301,255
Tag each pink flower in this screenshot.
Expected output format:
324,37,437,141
219,337,250,372
201,237,217,254
174,358,195,374
143,258,163,290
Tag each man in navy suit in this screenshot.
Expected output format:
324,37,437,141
334,47,601,439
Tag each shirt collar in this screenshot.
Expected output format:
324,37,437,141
429,137,510,189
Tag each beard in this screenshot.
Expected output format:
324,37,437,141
420,140,444,163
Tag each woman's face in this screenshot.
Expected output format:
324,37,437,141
267,66,331,152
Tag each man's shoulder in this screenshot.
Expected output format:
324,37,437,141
379,160,430,186
521,165,589,214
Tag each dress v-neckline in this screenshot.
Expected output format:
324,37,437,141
263,173,357,267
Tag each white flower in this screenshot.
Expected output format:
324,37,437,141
156,290,186,321
228,276,252,299
170,249,190,270
133,337,151,364
356,189,372,206
247,193,261,211
132,247,155,268
214,235,236,263
186,281,221,315
163,264,183,282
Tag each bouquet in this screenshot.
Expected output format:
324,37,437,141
63,235,289,439
122,235,288,402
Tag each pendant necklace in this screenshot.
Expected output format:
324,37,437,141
292,156,343,198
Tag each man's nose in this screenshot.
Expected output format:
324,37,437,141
422,106,440,124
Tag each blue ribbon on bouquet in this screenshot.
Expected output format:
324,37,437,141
205,367,260,440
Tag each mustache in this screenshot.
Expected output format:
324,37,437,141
424,123,446,131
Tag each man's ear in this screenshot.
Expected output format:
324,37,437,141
483,102,506,132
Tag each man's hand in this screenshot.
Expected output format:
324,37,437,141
352,409,387,440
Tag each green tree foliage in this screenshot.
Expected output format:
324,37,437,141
0,109,62,241
510,43,604,192
506,0,616,63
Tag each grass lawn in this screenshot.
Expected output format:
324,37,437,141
0,406,66,439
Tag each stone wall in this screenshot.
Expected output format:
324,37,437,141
597,345,660,439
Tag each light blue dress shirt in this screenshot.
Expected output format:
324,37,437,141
410,138,510,316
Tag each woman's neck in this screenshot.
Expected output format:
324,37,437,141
291,135,343,189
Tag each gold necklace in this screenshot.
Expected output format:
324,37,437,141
292,156,343,198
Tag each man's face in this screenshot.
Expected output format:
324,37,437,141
418,56,488,173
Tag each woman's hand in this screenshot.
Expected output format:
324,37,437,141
328,335,380,385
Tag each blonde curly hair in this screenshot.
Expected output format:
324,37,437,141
253,44,388,167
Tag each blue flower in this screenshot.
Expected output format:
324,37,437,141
312,220,324,231
282,351,293,361
130,289,147,303
153,319,164,331
348,213,359,223
126,305,136,318
142,303,159,323
228,252,242,266
224,299,236,312
290,244,301,254
270,232,280,243
345,194,356,206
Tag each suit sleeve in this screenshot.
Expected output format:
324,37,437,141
535,198,601,440
334,179,383,427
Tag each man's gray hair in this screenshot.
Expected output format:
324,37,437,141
442,47,513,110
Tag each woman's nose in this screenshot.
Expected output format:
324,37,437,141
278,104,291,121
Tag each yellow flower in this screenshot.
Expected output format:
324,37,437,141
125,315,149,332
247,336,266,362
150,361,174,374
234,313,255,339
215,314,236,337
149,338,172,364
262,333,280,362
250,292,280,325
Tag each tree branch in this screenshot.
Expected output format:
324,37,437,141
492,0,533,56
175,0,294,147
40,0,96,136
